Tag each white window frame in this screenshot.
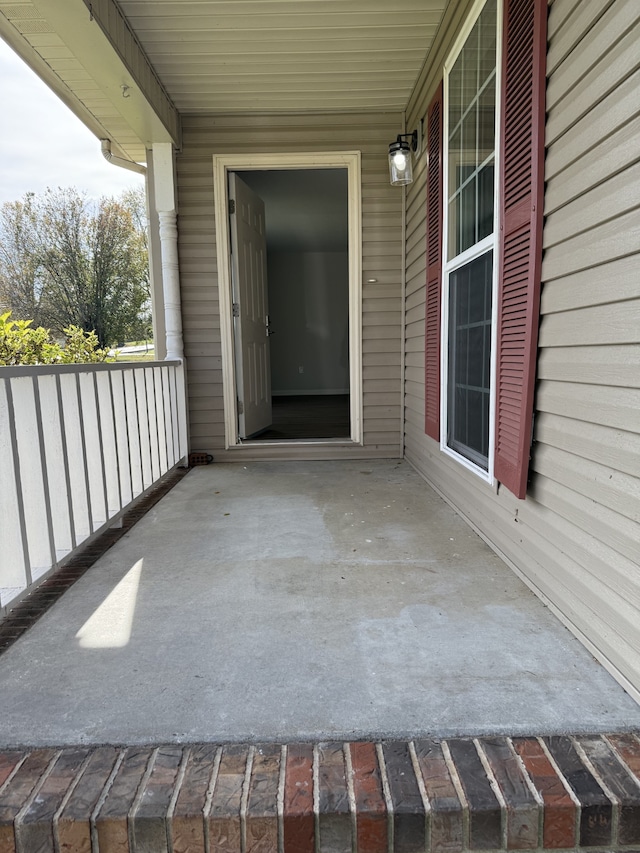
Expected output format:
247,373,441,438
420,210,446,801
440,0,503,484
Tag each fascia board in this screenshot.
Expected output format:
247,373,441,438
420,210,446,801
25,0,178,148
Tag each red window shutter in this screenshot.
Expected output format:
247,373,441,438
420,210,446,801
425,81,444,441
494,0,547,499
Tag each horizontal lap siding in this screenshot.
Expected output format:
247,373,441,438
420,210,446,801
403,0,640,698
177,112,403,458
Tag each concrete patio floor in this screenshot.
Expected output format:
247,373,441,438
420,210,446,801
0,459,639,747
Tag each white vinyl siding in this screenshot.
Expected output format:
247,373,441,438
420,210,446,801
403,0,640,699
177,112,404,460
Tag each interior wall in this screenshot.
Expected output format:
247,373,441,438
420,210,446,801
268,250,349,395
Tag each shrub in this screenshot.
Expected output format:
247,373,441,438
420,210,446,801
0,311,111,365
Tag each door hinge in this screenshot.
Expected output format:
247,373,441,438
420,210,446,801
232,303,240,317
237,399,244,414
228,198,236,215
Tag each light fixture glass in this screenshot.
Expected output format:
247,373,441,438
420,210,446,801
388,122,423,186
389,137,414,185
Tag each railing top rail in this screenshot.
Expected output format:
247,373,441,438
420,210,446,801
0,360,181,378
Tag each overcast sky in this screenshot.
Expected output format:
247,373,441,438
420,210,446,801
0,39,144,206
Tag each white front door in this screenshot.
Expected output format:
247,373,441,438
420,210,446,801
229,173,272,438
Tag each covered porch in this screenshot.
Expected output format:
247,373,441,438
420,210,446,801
1,459,637,747
1,0,639,845
1,460,640,852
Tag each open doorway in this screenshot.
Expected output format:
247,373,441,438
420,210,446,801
234,168,349,440
214,152,363,450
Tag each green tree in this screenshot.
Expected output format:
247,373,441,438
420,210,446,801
0,187,149,347
0,194,47,325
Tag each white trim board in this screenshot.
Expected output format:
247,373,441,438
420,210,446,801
212,151,363,451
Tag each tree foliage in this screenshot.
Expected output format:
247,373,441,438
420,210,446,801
0,187,149,347
0,195,45,324
0,311,110,365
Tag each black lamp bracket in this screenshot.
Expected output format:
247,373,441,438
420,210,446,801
396,131,418,151
392,120,423,157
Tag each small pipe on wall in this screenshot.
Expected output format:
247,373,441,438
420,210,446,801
100,139,146,175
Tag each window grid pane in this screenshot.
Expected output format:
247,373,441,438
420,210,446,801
447,0,497,261
447,252,493,469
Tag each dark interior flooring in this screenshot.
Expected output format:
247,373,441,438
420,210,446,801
255,394,350,440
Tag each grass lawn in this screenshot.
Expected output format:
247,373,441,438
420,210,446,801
113,350,156,363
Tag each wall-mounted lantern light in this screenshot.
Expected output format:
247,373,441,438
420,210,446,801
388,121,423,186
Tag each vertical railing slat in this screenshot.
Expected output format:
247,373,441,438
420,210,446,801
75,373,94,533
167,366,176,468
143,367,155,483
12,376,51,579
2,377,32,589
148,367,161,480
136,368,152,489
175,363,188,462
159,366,169,469
169,365,179,465
40,374,74,562
108,371,124,513
79,372,106,529
60,373,90,543
97,371,120,519
126,369,143,498
156,367,169,474
55,374,77,550
93,372,110,524
31,375,57,570
121,370,135,505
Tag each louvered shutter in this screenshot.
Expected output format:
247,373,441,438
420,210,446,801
494,0,547,499
425,82,444,441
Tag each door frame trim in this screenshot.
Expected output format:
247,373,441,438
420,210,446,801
212,151,363,449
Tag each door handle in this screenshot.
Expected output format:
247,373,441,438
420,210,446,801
266,315,275,336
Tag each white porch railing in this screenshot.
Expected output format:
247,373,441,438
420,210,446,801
0,361,188,614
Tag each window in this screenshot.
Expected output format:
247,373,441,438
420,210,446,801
447,250,493,468
443,0,498,476
424,0,547,499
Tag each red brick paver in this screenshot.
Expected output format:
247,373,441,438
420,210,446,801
0,749,58,853
317,743,350,853
208,745,249,853
0,734,639,851
171,745,218,853
512,738,576,849
246,744,281,853
283,744,314,853
94,747,152,852
414,739,464,853
481,738,539,849
349,742,387,853
57,747,120,853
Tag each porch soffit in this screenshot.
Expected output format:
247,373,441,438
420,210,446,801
118,0,449,115
1,0,450,160
0,0,180,163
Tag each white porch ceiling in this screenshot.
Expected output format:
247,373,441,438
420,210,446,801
119,0,448,114
0,0,449,159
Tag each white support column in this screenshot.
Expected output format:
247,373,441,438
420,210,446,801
151,142,189,463
145,150,166,360
152,142,184,362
